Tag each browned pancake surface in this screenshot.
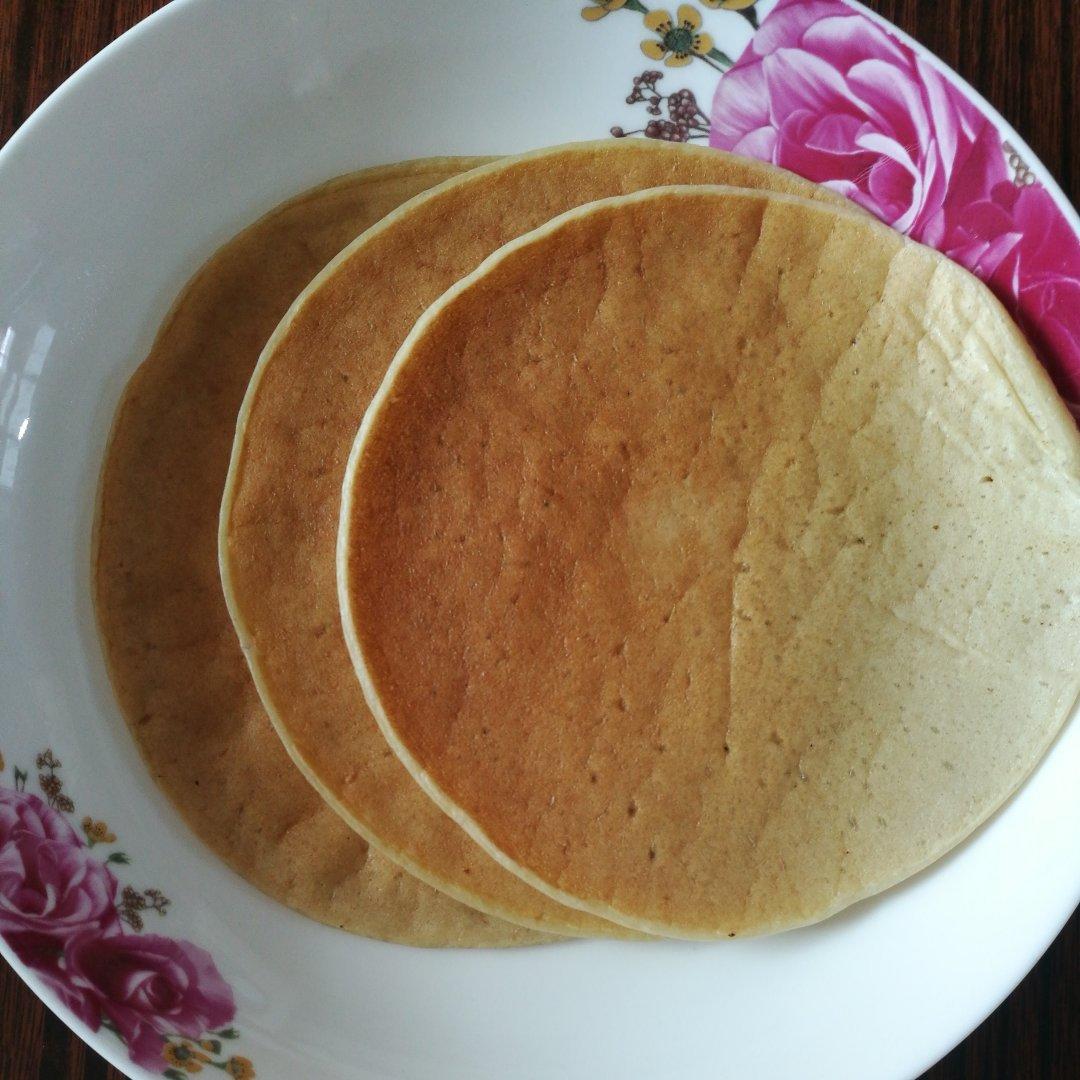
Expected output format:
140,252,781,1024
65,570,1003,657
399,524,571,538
342,186,1080,938
221,141,849,935
95,160,546,946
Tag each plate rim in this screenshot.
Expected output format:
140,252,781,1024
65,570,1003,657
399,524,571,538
0,2,1077,1078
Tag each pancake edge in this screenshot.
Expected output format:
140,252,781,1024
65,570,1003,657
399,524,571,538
338,181,1080,939
219,140,862,939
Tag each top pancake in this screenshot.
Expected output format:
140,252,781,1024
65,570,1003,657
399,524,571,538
341,184,1080,939
220,140,851,935
95,159,545,946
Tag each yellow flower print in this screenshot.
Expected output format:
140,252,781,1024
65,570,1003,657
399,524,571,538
581,0,627,20
163,1041,209,1073
641,5,715,68
81,816,116,846
701,0,759,28
224,1056,256,1080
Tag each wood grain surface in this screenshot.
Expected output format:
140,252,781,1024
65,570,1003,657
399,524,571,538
1,2,1077,1078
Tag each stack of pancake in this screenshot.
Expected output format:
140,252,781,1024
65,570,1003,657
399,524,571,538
94,142,1080,946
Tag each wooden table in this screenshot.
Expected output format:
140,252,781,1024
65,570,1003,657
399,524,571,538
1,1,1077,1077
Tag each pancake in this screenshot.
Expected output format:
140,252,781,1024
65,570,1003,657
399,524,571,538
220,140,853,936
94,159,547,947
340,185,1080,939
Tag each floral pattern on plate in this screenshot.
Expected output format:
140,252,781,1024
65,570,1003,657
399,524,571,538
583,0,1080,415
0,749,255,1079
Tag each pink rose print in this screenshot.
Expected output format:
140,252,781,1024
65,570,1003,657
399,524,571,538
0,788,121,942
64,931,236,1071
13,928,106,1029
710,0,1080,411
0,760,249,1075
0,788,122,1027
0,786,80,848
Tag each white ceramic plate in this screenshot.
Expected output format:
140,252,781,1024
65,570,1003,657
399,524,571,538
1,2,1078,1078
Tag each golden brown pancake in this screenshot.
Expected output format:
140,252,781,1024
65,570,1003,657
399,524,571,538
94,159,547,947
220,141,852,936
341,185,1080,939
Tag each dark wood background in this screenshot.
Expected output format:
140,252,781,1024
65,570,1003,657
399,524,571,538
1,1,1076,1077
